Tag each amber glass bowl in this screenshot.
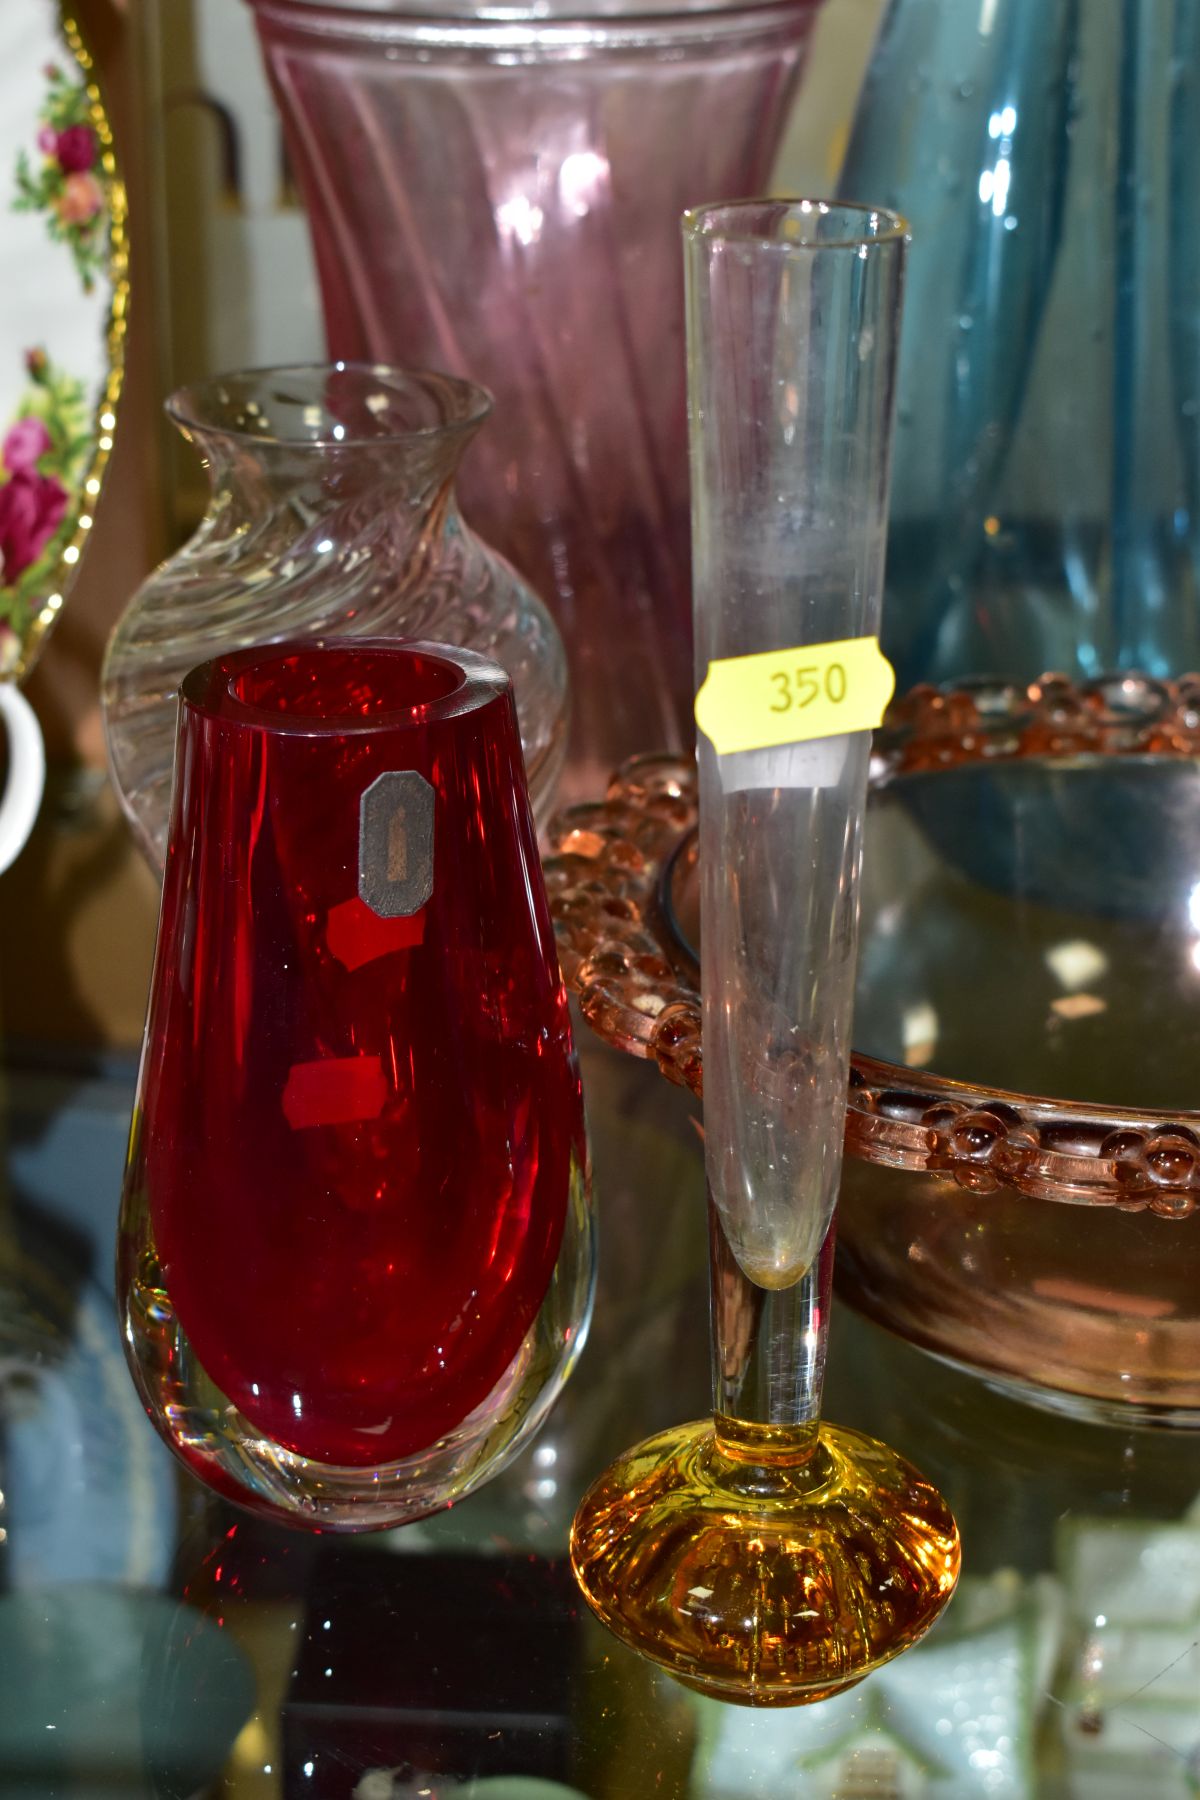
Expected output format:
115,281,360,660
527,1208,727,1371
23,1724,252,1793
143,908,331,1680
543,674,1200,1427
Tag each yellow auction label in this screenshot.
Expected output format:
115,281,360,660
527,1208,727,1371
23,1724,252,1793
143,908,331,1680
694,636,896,756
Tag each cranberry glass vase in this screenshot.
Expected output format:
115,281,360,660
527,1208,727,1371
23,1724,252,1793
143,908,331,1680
248,0,823,797
118,640,594,1529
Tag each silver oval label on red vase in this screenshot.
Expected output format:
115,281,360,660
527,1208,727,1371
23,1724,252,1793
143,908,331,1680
359,771,435,919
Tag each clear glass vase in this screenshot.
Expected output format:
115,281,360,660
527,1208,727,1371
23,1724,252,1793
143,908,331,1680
101,364,568,869
248,0,823,798
570,202,958,1705
839,0,1200,689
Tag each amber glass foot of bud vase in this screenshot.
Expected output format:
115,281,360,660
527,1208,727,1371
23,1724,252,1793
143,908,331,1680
571,1221,959,1705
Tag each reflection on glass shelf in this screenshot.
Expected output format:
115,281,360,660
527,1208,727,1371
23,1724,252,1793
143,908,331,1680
0,1586,253,1796
0,1035,1197,1794
855,760,1200,1112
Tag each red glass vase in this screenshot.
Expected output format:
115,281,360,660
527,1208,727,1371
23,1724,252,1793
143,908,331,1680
118,640,594,1530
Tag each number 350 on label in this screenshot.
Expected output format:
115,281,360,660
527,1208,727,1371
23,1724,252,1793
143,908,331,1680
694,635,895,757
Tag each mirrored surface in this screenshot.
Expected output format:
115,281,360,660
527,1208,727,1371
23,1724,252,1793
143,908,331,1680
3,1033,1199,1797
669,755,1200,1115
855,759,1200,1113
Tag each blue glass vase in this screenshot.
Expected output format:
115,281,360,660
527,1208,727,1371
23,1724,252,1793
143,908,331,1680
840,0,1200,688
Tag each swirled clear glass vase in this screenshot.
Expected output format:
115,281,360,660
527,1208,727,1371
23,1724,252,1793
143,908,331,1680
101,364,568,868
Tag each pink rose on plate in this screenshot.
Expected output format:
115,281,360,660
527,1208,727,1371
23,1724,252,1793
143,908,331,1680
56,170,103,225
55,124,96,174
0,469,68,584
37,125,58,156
0,415,66,583
2,417,51,475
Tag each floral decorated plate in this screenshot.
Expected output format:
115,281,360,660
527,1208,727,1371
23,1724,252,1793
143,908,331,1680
0,0,126,678
0,2,125,865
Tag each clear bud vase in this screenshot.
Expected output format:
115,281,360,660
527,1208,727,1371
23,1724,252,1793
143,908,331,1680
570,201,960,1704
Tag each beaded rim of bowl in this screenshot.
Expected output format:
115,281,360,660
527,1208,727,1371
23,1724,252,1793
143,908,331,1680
542,672,1200,1218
